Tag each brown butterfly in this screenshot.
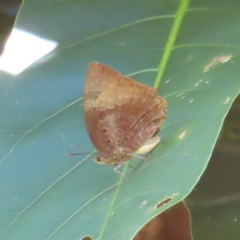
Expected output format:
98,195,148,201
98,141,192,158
83,62,167,175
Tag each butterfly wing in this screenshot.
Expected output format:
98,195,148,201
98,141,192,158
95,69,167,156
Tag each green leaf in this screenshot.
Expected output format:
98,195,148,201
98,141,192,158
0,0,239,240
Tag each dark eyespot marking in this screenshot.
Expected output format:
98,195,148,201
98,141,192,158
129,116,136,123
106,139,112,144
123,136,130,142
102,128,108,134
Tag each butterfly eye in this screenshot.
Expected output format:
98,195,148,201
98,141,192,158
96,157,102,163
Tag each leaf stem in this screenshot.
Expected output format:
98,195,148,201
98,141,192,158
154,0,190,89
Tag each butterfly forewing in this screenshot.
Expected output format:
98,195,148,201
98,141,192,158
83,62,119,155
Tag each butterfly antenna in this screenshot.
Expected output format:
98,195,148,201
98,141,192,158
66,144,94,156
66,152,91,157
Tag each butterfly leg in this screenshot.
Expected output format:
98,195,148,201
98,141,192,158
127,163,133,168
114,164,129,181
129,154,147,160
